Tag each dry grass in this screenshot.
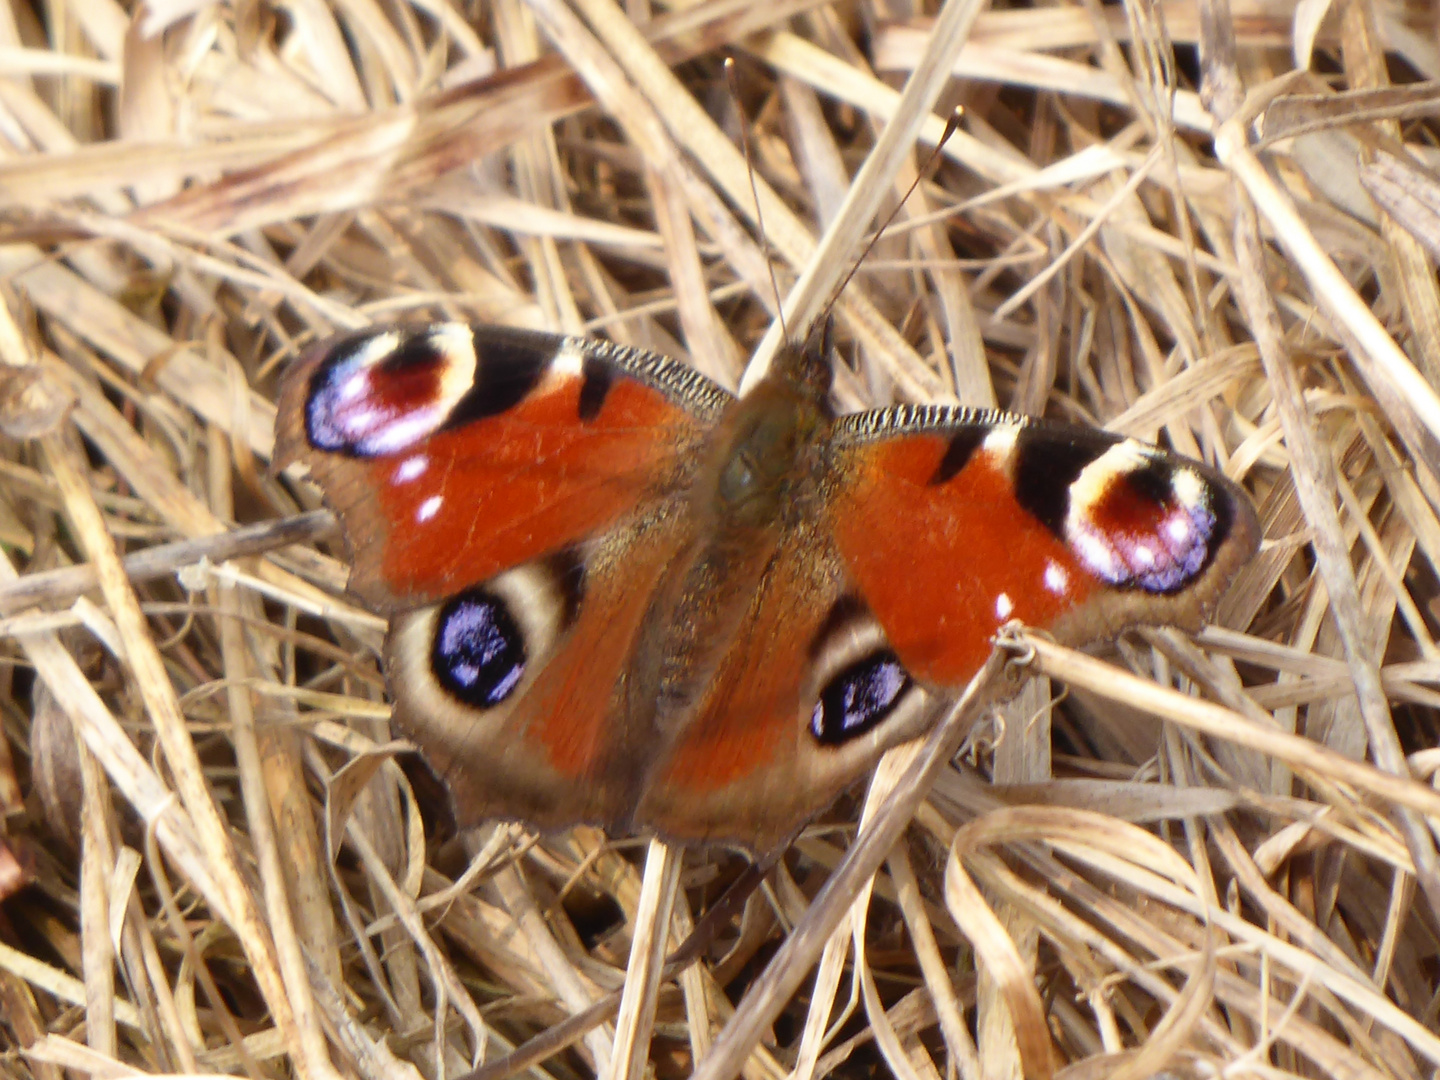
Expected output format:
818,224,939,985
1,1,1439,1080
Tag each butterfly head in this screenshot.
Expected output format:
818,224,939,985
769,316,837,411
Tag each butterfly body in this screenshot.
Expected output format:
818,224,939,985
276,323,1259,848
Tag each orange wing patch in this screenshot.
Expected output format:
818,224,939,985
524,522,686,782
828,432,1092,686
372,377,696,598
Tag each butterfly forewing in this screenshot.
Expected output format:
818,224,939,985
275,323,730,611
824,407,1260,685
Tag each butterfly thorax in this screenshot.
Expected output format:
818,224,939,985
701,331,835,526
707,382,828,525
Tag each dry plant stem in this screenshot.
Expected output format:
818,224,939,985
20,1036,146,1080
1020,816,1440,1072
692,651,1006,1080
788,901,855,1080
342,819,491,1058
208,433,337,1080
947,808,1221,1080
75,722,116,1057
3,259,279,457
492,862,614,1074
514,0,730,372
888,846,982,1080
37,433,309,1073
0,508,336,615
946,852,1050,1079
848,877,912,1080
464,994,619,1080
750,30,1229,283
607,838,683,1080
1207,104,1440,463
1371,866,1414,991
644,157,732,379
741,0,989,388
0,936,138,1033
798,718,953,1080
125,886,195,1071
561,0,798,264
1360,150,1440,263
65,0,829,236
1207,821,1373,987
464,857,774,1080
991,142,1163,323
299,947,429,1080
1016,633,1440,821
666,892,713,1067
553,0,938,400
141,821,264,1080
51,357,362,622
1,551,230,993
1339,0,1440,390
50,359,233,534
311,750,409,1032
1234,200,1440,914
852,726,991,1080
1257,81,1440,145
1200,0,1440,920
980,674,1051,1076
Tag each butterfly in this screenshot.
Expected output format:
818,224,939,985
274,320,1259,850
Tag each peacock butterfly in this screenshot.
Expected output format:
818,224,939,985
274,319,1259,850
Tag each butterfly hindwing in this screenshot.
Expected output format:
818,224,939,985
825,408,1260,685
275,323,730,611
385,511,698,833
633,523,936,848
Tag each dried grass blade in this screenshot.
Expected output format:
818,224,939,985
606,839,682,1080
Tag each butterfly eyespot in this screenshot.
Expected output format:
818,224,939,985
305,325,478,457
432,589,527,707
810,651,913,746
1065,458,1225,594
424,551,586,710
1008,430,1235,596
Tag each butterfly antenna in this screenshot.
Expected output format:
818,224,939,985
820,107,965,321
725,56,789,343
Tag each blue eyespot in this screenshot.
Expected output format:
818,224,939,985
432,590,526,707
811,652,911,745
